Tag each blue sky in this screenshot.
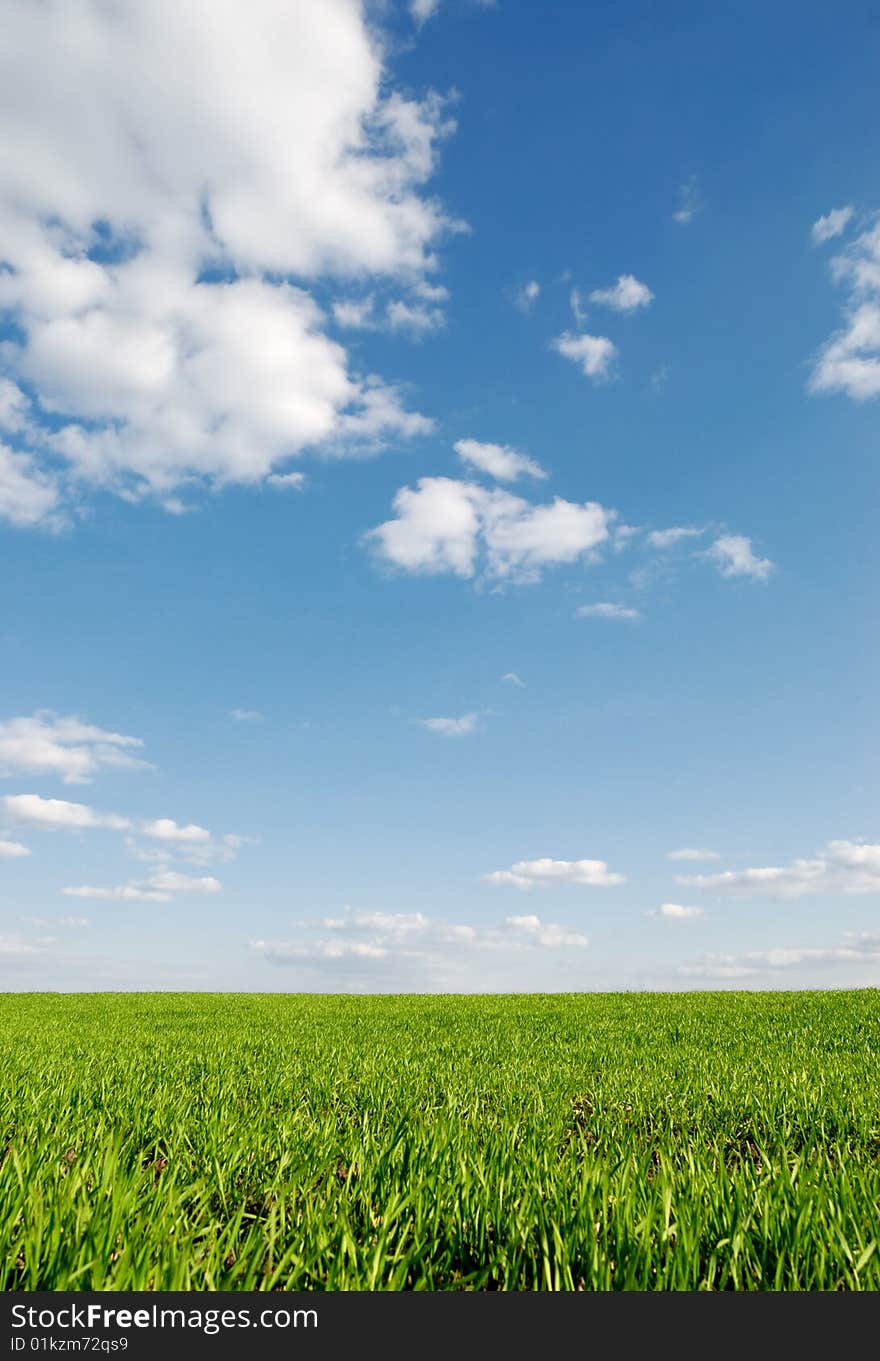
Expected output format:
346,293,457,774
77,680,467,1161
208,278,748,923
1,0,878,990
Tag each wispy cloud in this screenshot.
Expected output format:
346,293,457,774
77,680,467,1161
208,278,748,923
0,712,150,784
811,205,855,245
666,848,720,862
230,709,264,722
501,672,525,688
417,713,480,738
672,175,702,225
512,280,540,313
575,602,640,621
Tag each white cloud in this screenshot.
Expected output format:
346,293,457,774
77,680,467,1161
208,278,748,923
569,287,588,327
811,205,855,245
551,332,618,382
230,709,264,722
0,836,30,858
513,280,540,313
705,535,773,581
589,274,653,313
454,438,547,482
2,794,131,831
680,932,880,979
63,869,221,901
251,906,589,975
666,848,720,862
0,0,456,515
417,713,480,737
139,818,211,843
0,711,149,783
575,602,640,621
410,0,440,22
649,903,704,919
672,176,701,225
678,839,880,900
265,473,306,492
809,218,880,400
366,477,615,584
147,870,222,894
482,857,626,889
331,296,376,330
0,440,61,528
646,526,705,549
385,298,445,335
59,915,89,927
62,883,172,903
501,672,525,688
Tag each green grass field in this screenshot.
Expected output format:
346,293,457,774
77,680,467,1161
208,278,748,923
2,991,879,1290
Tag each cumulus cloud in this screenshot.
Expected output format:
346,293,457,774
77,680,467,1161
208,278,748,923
705,535,773,581
482,857,626,889
0,0,457,519
809,217,880,400
0,837,31,858
678,839,880,899
417,713,480,738
646,526,705,549
365,477,615,583
0,440,62,528
551,332,618,382
666,848,720,862
454,438,547,482
2,794,131,831
0,712,149,783
575,602,640,621
589,275,653,313
812,206,855,245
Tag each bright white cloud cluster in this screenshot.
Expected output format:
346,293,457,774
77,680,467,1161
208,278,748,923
809,216,880,400
2,792,242,866
551,332,618,382
704,535,773,581
365,477,615,583
589,274,653,313
482,857,626,888
454,438,546,482
678,839,880,899
0,0,458,522
0,712,149,784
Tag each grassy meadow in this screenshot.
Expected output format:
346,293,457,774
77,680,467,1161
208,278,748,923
2,990,879,1290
